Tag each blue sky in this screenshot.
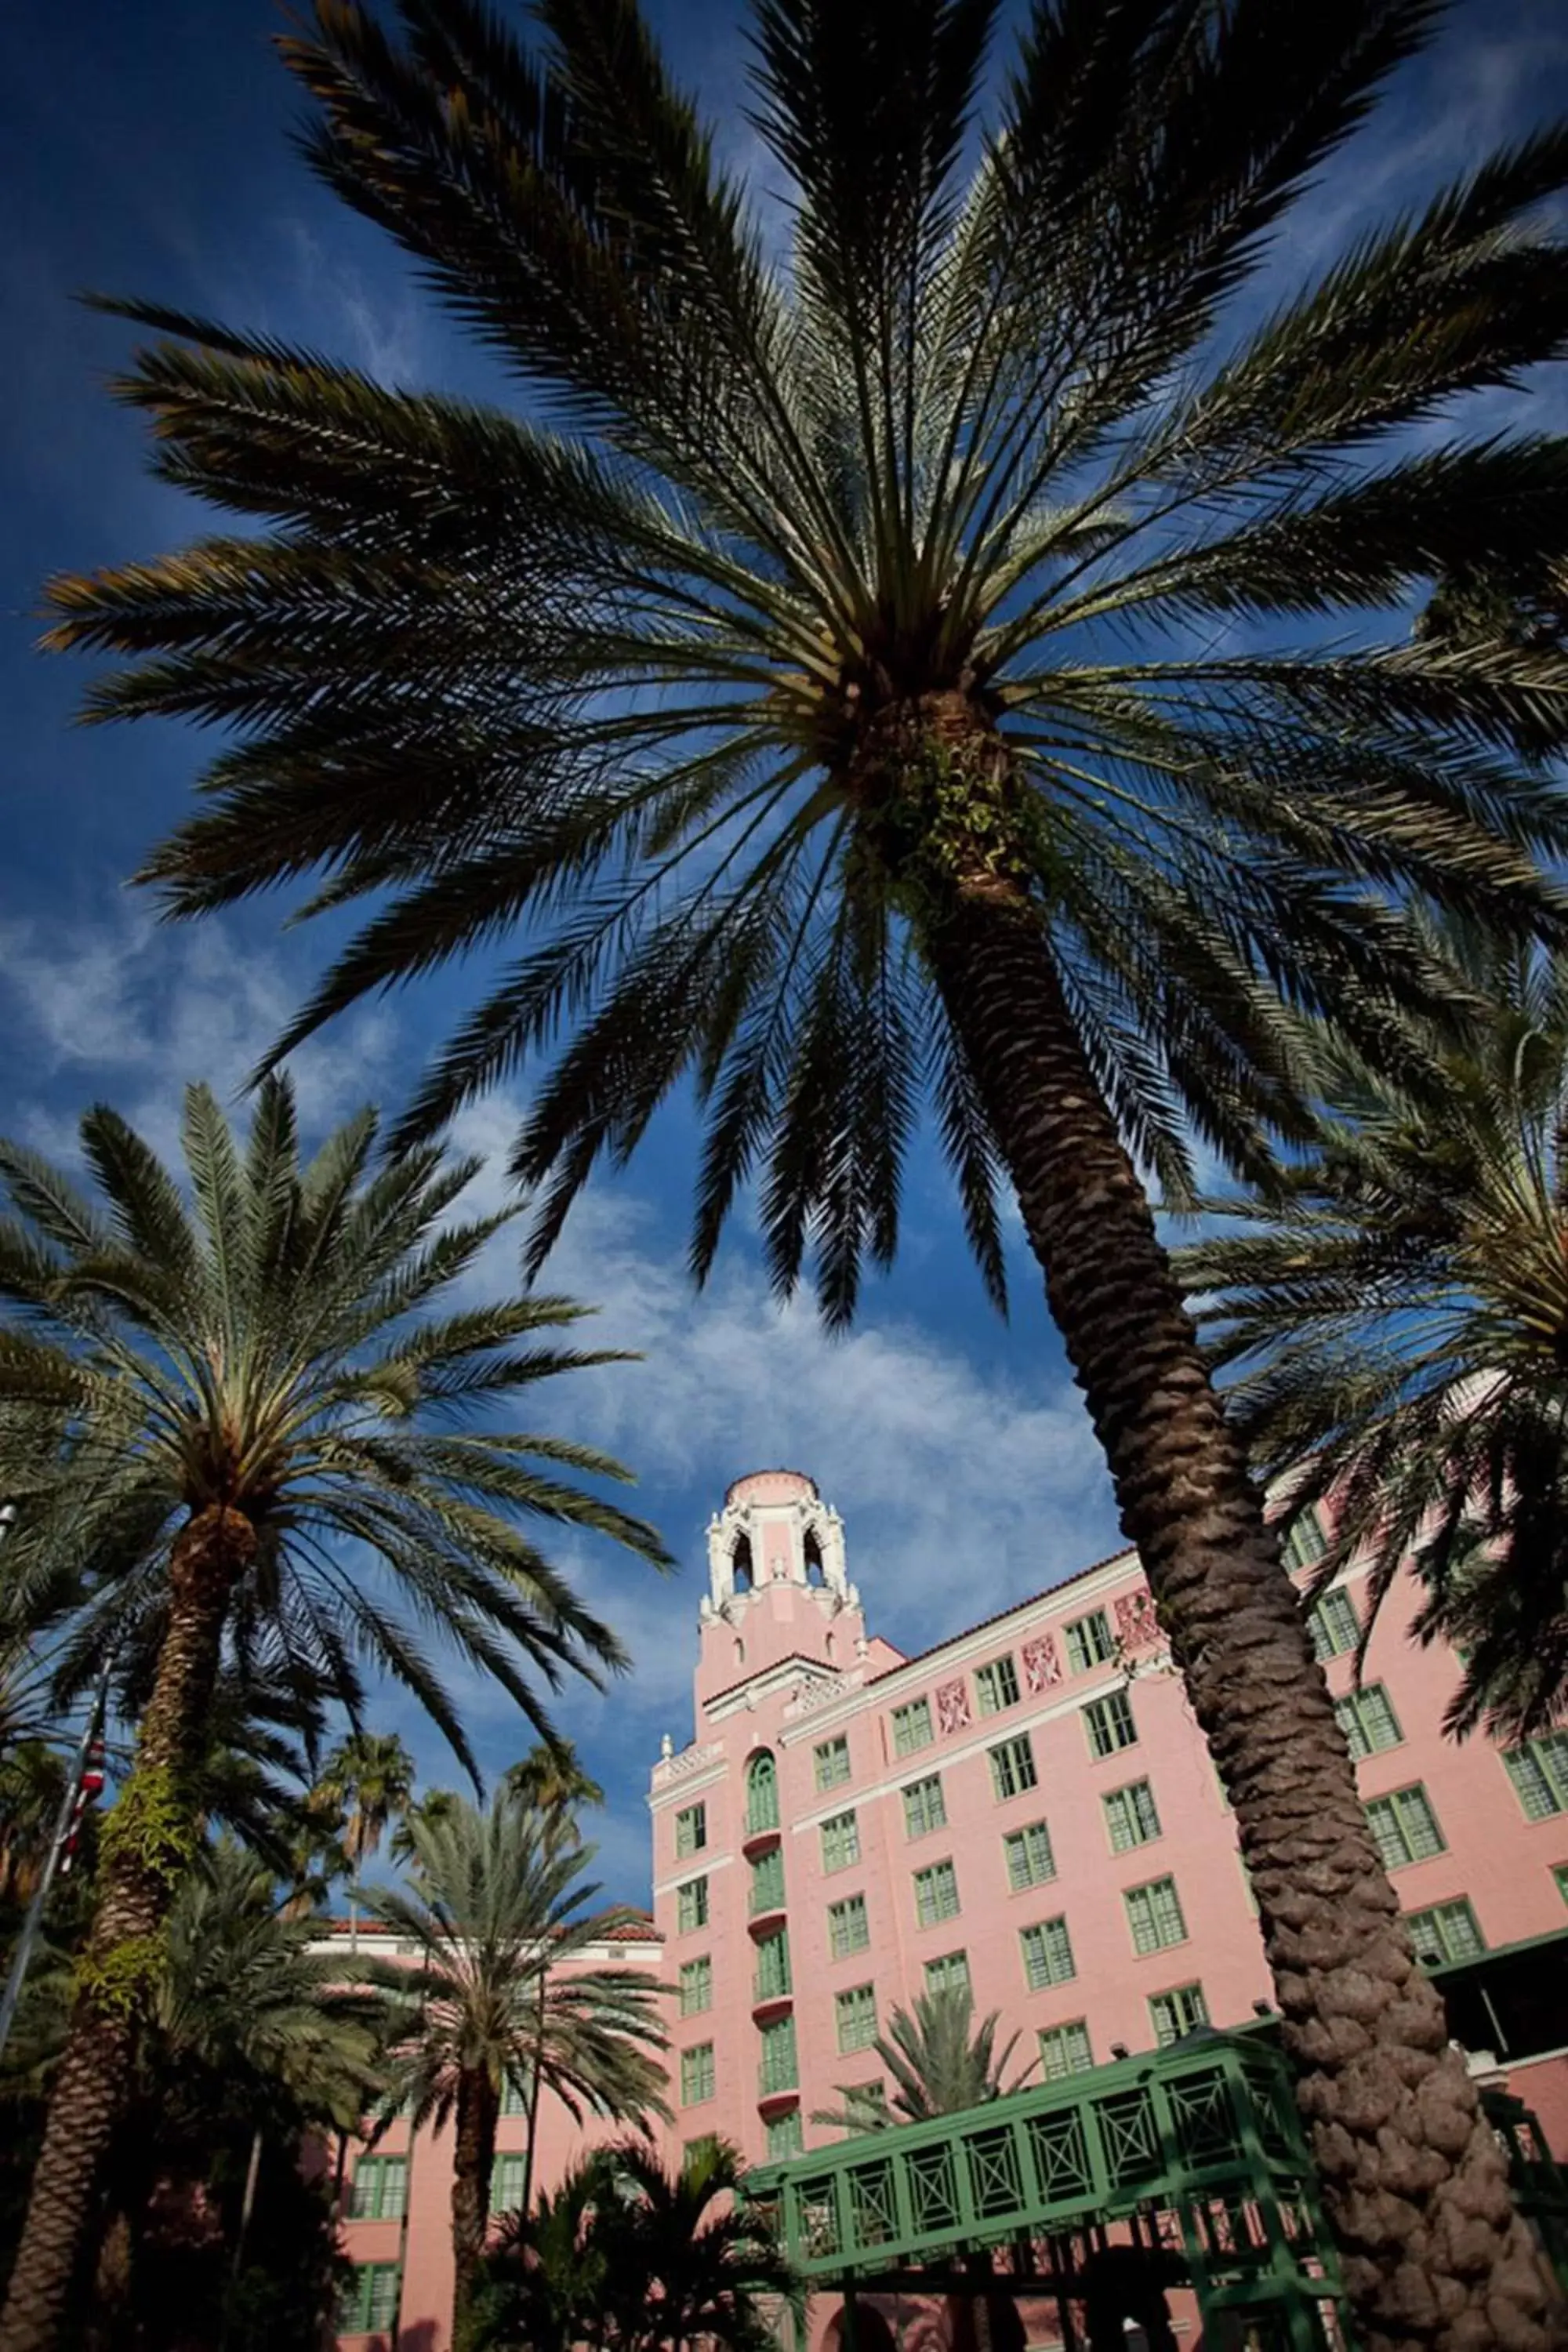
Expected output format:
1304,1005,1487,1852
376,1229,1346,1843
5,0,1568,1900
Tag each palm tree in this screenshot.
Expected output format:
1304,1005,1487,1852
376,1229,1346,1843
0,1078,669,2352
311,1728,416,1942
811,1983,1033,2136
42,5,1568,2337
389,1784,462,1866
1178,924,1568,1744
477,2155,609,2352
358,1789,669,2349
505,1738,606,1822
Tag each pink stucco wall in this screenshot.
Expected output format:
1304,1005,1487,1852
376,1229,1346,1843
336,1468,1568,2350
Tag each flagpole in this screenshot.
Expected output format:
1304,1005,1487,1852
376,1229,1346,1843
0,1666,112,2063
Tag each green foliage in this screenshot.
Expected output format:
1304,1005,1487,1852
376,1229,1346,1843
812,1983,1033,2134
42,0,1568,1330
73,1934,166,2024
98,1764,198,1900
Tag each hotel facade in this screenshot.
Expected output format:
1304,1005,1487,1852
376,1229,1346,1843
335,1468,1568,2347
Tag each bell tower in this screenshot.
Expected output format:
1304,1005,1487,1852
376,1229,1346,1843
695,1468,866,1706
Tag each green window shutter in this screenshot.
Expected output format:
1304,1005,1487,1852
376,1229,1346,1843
891,1698,934,1756
1149,1984,1208,2047
821,1809,861,1871
902,1774,946,1838
1503,1734,1568,1820
677,1875,710,1933
750,1848,785,1914
1366,1785,1446,1868
1103,1779,1161,1852
913,1860,960,1927
1065,1610,1113,1673
1406,1899,1486,1965
759,2015,798,2093
746,1752,780,1834
924,1951,971,1998
975,1655,1020,1715
679,1956,713,2016
1308,1585,1359,1660
988,1734,1038,1802
1336,1685,1402,1759
675,1802,707,1857
1126,1876,1186,1955
1003,1820,1056,1891
342,2263,401,2333
1282,1508,1328,1576
1038,2020,1094,2079
835,1984,877,2053
1083,1690,1137,1757
1020,1915,1076,1990
766,2111,804,2161
828,1894,869,1958
501,2074,528,2118
814,1736,851,1791
754,1929,792,2000
492,2153,527,2213
681,2043,716,2104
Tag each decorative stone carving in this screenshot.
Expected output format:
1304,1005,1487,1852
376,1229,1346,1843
1021,1633,1061,1693
935,1675,971,1736
1114,1587,1161,1653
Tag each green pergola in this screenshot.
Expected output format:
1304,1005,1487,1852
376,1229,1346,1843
746,2027,1568,2352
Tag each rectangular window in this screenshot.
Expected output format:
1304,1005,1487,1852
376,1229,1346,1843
989,1733,1038,1802
1020,1915,1076,1991
1084,1690,1138,1758
913,1858,960,1928
753,1927,792,2001
492,2153,527,2214
975,1654,1021,1715
674,1802,707,1858
350,2155,408,2222
1365,1785,1446,1870
759,2015,798,2095
341,2262,401,2334
924,1950,971,1998
766,2111,804,2161
1504,1733,1568,1820
682,2133,719,2171
828,1894,869,1958
1555,1863,1568,1907
1308,1585,1359,1661
1065,1610,1114,1674
677,1875,710,1934
1336,1685,1403,1760
750,1847,785,1915
1125,1875,1188,1955
903,1773,947,1839
1103,1779,1162,1853
1004,1820,1057,1892
1282,1507,1328,1576
1149,1983,1209,2047
681,2042,716,2105
814,1734,851,1791
1038,2020,1094,2081
891,1697,934,1757
1406,1899,1486,1965
820,1810,861,1873
836,1984,878,2053
679,1956,713,2016
501,2074,528,2118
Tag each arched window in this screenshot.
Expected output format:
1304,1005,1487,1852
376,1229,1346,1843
804,1534,826,1587
746,1749,779,1835
731,1534,753,1593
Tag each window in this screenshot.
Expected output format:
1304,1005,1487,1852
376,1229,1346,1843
340,2262,401,2334
1003,1820,1056,1892
679,1956,713,2016
821,1810,861,1873
1365,1786,1446,1870
1125,1875,1188,1955
1038,2020,1094,2080
903,1773,946,1839
1336,1685,1403,1760
836,1984,878,2053
492,2153,527,2213
675,1802,707,1858
750,1847,785,1915
1084,1690,1138,1758
1149,1984,1209,2046
1308,1586,1359,1661
989,1733,1038,1802
924,1951,971,1998
1282,1507,1328,1576
683,2133,719,2169
975,1654,1021,1715
754,1927,792,2000
1065,1610,1114,1673
1103,1779,1161,1853
828,1893,869,1958
681,2043,716,2105
350,2155,408,2222
891,1697,934,1757
746,1751,780,1835
1021,1915,1076,1991
1504,1733,1568,1821
766,2111,804,2161
501,2074,528,2118
759,2014,798,2094
1406,1899,1486,1965
1555,1863,1568,1907
913,1859,960,1928
677,1875,710,1933
815,1734,851,1791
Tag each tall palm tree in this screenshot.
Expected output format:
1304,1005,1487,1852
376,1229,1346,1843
1178,924,1568,1744
358,1789,669,2349
505,1738,605,1822
311,1727,416,1940
811,1983,1033,2136
42,5,1568,2338
0,1078,669,2352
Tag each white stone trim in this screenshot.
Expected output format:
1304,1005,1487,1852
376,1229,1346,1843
652,1853,735,1900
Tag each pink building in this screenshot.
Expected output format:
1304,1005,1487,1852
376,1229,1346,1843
336,1467,1568,2348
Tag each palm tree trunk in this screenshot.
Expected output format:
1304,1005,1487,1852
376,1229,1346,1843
0,1504,256,2352
451,2067,499,2352
917,818,1559,2349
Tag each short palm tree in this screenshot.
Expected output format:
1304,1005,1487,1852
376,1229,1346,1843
43,5,1568,2339
812,1984,1033,2136
313,1730,416,1873
477,2155,609,2352
0,1078,668,2352
358,1789,669,2349
1178,924,1568,1744
505,1737,606,1821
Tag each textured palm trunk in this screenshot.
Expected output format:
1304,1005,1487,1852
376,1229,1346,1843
900,708,1561,2352
0,1504,255,2352
451,2065,499,2352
